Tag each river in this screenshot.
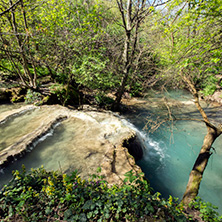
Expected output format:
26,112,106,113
0,90,222,213
123,89,222,213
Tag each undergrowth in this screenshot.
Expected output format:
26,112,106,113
0,166,221,221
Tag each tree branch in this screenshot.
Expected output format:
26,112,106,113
0,0,21,17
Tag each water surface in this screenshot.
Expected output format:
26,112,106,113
124,90,222,213
0,107,55,150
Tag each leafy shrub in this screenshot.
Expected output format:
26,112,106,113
200,75,218,96
94,93,114,107
25,89,42,104
49,83,68,105
0,166,220,221
73,54,119,92
189,197,222,222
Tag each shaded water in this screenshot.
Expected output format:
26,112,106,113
0,109,131,188
0,117,100,187
1,93,222,214
124,90,222,213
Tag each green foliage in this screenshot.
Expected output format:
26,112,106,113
199,75,218,96
94,93,114,108
153,0,222,93
49,83,68,104
0,0,158,101
73,54,118,91
189,197,222,222
0,60,17,80
49,83,80,106
25,89,42,104
0,166,191,221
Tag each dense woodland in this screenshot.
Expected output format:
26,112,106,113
0,0,222,221
0,0,221,106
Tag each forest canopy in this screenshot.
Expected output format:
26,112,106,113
0,0,221,106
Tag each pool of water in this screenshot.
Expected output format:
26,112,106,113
0,107,58,150
0,118,83,187
124,90,222,213
0,112,123,188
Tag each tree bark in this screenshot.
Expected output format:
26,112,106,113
181,74,222,206
113,30,131,110
112,0,132,111
112,0,155,111
182,127,221,205
9,0,37,89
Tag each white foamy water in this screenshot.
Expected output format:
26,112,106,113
123,90,222,214
0,107,136,189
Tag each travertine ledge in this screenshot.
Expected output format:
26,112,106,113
0,105,144,185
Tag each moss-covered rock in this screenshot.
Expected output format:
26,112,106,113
0,87,27,103
47,83,82,106
7,87,27,103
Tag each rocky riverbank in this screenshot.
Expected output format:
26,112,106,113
0,105,143,186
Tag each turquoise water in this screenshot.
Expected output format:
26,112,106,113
1,92,222,213
0,118,86,188
125,90,222,213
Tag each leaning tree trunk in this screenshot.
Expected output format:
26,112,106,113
181,75,222,205
182,126,221,205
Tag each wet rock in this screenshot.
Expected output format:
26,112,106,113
206,90,222,105
122,134,144,161
101,142,142,186
0,105,144,185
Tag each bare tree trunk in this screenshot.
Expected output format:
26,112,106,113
112,0,154,110
113,31,131,110
181,74,222,205
182,127,221,205
112,0,132,111
9,0,37,89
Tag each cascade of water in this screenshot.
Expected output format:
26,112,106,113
123,90,222,213
0,106,137,189
0,98,222,213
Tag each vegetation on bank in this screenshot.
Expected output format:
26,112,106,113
1,0,222,220
0,166,221,222
0,0,221,108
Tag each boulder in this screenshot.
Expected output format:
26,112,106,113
206,90,222,105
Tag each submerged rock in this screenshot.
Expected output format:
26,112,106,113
0,105,144,185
